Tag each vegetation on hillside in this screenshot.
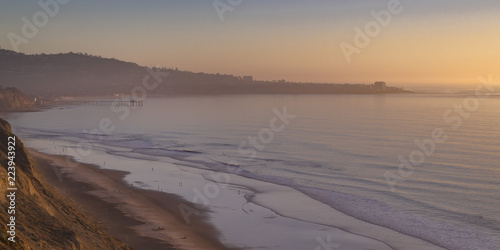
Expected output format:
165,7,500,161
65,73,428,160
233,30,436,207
0,49,409,97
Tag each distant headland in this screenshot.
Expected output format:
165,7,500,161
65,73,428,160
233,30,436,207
0,49,411,99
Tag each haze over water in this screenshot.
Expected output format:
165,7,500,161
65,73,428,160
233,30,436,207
8,94,500,249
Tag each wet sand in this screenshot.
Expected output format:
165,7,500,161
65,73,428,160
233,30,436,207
30,149,237,250
28,147,445,250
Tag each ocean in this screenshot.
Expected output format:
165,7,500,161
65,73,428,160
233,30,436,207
7,94,500,249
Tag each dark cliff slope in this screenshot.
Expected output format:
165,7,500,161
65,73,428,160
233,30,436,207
0,118,130,249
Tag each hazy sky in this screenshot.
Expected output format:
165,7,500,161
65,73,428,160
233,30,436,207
1,0,500,86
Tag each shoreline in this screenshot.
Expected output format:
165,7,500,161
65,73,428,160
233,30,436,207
29,149,236,250
27,145,445,250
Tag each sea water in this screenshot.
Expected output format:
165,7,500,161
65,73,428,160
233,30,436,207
7,94,500,249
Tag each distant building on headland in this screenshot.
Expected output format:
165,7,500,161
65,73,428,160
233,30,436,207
243,76,253,82
373,81,386,91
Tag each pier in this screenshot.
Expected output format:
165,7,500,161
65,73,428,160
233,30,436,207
61,100,143,106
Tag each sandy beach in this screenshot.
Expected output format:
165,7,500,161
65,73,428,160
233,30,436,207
30,149,234,250
27,144,447,250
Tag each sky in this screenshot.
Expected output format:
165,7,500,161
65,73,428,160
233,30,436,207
1,0,500,87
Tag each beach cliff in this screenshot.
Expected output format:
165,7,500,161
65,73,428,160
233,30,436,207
0,118,129,249
0,87,35,112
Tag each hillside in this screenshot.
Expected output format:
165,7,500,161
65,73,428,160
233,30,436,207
0,49,409,97
0,49,144,97
0,87,35,112
0,118,130,249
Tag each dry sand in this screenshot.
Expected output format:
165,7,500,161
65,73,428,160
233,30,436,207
30,149,237,250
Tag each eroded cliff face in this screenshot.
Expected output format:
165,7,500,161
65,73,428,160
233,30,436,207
0,87,34,112
0,118,129,249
